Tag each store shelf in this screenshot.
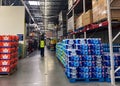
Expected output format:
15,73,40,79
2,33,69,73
115,76,120,79
67,20,108,35
66,0,120,85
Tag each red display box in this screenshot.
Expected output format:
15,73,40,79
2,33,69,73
0,59,14,66
0,54,14,59
0,67,10,72
0,48,15,54
14,58,18,63
0,35,19,42
0,42,14,47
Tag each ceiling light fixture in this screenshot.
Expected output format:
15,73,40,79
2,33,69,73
28,1,40,5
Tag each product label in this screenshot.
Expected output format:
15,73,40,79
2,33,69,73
3,37,9,40
3,43,9,46
3,49,9,53
1,67,8,72
2,55,8,59
2,61,8,65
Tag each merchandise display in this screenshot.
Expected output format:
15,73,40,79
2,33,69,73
102,44,120,81
0,35,19,74
56,38,105,82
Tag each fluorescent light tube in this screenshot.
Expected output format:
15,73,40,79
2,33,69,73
28,1,40,5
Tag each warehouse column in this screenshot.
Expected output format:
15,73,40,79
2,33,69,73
73,9,75,39
107,0,115,86
0,0,2,6
83,0,86,39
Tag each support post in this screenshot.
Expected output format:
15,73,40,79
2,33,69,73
112,32,120,42
72,0,75,39
20,0,35,24
83,0,86,38
107,0,115,86
73,9,75,39
0,0,2,6
44,0,46,33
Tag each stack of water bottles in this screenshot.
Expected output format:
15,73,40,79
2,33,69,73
56,38,104,82
56,42,66,67
102,44,120,81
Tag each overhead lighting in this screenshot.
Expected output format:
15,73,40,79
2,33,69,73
28,1,40,5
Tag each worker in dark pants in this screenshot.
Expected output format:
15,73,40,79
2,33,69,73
40,37,45,57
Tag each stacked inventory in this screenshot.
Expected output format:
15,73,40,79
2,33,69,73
0,35,19,74
56,42,66,67
92,0,120,23
102,44,120,81
83,10,93,26
56,38,104,82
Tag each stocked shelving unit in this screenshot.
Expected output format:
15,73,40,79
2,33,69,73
67,0,120,85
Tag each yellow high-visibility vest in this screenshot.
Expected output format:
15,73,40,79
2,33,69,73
40,40,45,48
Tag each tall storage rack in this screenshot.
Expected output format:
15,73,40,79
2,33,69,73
67,0,120,85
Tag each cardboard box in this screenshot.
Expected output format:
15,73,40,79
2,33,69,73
92,0,99,22
0,60,14,66
111,9,120,19
92,0,107,22
83,10,93,26
0,54,14,59
76,14,84,29
111,0,120,7
92,0,120,23
0,67,10,72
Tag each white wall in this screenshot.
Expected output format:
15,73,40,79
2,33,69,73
0,6,25,35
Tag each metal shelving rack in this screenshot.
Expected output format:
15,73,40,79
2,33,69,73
67,0,120,86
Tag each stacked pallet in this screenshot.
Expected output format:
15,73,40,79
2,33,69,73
102,44,120,82
76,14,84,29
92,0,107,22
83,10,93,26
0,35,19,74
56,38,105,82
76,9,93,29
56,42,66,67
92,0,120,23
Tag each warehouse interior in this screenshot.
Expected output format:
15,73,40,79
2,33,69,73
0,0,120,86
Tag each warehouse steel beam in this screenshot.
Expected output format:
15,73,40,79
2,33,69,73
111,0,114,4
115,67,120,73
112,32,120,42
20,0,35,24
111,7,120,10
83,0,86,39
0,0,2,6
73,8,75,39
107,0,115,86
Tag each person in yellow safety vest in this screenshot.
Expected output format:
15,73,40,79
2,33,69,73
40,37,45,57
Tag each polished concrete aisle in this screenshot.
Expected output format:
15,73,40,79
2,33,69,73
0,48,117,86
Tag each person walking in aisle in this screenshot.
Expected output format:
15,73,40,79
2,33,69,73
39,35,45,57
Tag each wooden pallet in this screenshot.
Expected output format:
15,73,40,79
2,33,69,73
68,78,105,83
65,72,104,83
93,18,120,24
112,18,120,22
93,18,107,24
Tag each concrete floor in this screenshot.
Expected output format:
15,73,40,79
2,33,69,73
0,48,119,86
